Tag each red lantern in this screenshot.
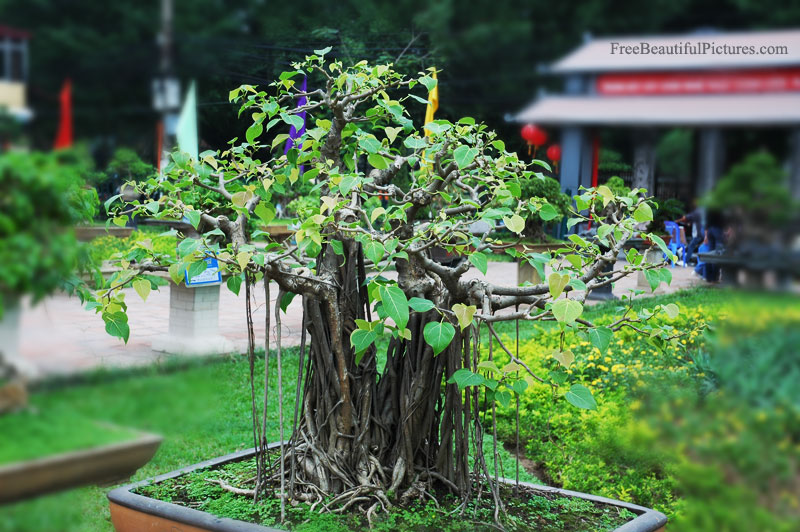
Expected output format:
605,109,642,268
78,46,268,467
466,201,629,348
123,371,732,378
520,124,548,156
546,144,561,162
546,143,561,173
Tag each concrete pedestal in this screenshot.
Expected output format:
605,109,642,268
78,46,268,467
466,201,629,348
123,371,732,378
151,283,234,356
0,301,38,378
517,260,543,286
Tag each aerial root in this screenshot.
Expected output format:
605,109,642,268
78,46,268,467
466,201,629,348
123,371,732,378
205,478,256,497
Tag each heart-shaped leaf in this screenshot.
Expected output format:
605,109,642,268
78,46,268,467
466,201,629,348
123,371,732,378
447,368,484,389
132,279,151,302
503,214,525,235
424,321,455,356
468,252,488,275
452,303,477,331
588,327,613,353
565,384,597,410
453,145,478,169
552,299,583,324
548,272,569,299
552,349,575,368
633,203,653,223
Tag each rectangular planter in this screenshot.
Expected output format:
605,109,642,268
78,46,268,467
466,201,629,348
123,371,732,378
0,431,162,504
108,444,667,532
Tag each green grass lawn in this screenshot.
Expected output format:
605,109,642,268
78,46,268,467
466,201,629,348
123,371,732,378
0,412,141,465
0,353,298,532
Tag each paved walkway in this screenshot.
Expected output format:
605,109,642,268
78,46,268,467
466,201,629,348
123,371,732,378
17,261,702,378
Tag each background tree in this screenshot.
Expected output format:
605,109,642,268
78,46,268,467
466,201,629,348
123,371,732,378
88,55,683,525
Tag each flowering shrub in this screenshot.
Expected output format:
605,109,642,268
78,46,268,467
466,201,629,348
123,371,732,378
488,288,800,531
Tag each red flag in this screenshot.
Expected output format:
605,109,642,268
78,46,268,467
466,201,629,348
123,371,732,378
54,79,73,149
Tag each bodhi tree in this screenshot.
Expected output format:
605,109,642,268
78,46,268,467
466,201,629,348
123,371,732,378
88,51,680,523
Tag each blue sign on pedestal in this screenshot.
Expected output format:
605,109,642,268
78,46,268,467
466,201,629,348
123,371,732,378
185,257,222,287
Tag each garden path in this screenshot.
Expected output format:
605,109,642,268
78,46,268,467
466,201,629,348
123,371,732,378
18,261,701,378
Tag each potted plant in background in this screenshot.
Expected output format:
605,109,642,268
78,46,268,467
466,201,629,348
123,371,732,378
93,55,679,531
0,149,98,381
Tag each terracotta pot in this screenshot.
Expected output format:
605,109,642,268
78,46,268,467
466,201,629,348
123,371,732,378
108,445,667,532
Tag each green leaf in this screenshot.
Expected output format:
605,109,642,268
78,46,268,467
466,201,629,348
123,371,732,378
168,263,184,285
246,122,263,145
663,303,680,319
453,145,478,169
339,176,359,196
282,113,305,131
494,390,512,408
280,292,296,313
597,185,614,207
236,251,252,272
633,203,653,223
104,193,122,213
177,238,200,258
379,285,409,330
644,269,661,292
367,153,389,170
409,297,435,312
510,379,529,395
184,210,201,230
384,127,402,144
548,272,569,300
468,252,488,275
658,267,673,286
254,203,276,226
350,329,377,363
452,303,477,331
330,240,344,256
447,368,484,389
538,204,559,221
359,136,382,154
552,299,583,324
553,349,575,368
226,275,243,296
187,260,208,279
404,137,427,150
588,327,613,353
364,241,385,265
565,384,597,410
232,191,249,208
419,75,438,92
424,321,456,356
104,312,130,344
132,279,151,302
503,214,525,234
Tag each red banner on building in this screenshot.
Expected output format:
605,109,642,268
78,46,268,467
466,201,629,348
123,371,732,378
596,69,800,96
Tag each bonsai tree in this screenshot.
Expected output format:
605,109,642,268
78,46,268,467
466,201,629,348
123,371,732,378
518,174,570,241
704,150,794,247
0,150,98,380
90,53,679,524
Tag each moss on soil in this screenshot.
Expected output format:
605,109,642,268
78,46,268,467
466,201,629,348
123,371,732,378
136,455,636,531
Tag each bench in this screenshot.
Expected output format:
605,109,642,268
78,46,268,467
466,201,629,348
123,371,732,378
698,250,800,289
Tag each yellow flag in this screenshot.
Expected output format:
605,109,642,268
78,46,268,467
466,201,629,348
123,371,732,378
423,70,438,137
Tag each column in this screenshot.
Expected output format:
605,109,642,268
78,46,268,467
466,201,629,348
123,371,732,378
632,129,656,195
696,128,725,197
790,128,800,202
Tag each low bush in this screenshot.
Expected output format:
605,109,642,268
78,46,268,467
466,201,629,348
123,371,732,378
487,289,800,531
